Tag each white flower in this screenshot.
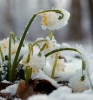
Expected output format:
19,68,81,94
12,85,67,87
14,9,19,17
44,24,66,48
26,54,46,70
0,38,18,56
40,8,70,30
0,38,9,55
11,44,18,55
22,53,28,65
43,37,60,57
43,40,55,54
68,69,88,92
55,59,66,73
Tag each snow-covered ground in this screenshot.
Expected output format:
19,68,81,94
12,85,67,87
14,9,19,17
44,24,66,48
1,43,93,100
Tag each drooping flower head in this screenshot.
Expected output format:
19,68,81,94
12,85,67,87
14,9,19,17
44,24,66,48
68,69,88,92
41,8,70,30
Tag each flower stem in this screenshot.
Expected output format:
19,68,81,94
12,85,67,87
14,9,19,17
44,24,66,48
25,43,33,83
10,14,37,82
11,32,16,44
8,33,12,69
40,43,46,52
27,43,33,62
25,67,32,83
45,48,81,57
8,33,12,81
81,60,86,81
0,46,4,62
51,53,59,79
0,64,2,81
37,10,64,19
33,39,46,47
82,60,86,70
48,30,54,39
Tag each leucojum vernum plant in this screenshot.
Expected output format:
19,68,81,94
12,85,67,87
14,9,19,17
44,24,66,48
0,8,89,89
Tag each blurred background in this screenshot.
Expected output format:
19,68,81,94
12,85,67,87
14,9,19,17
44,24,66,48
0,0,93,52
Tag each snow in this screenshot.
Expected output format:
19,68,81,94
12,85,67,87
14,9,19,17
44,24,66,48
0,97,6,100
83,89,93,94
28,95,50,100
1,43,93,99
61,43,71,48
32,70,61,87
1,49,93,100
1,80,12,84
0,67,3,71
1,46,93,100
49,86,72,97
1,84,18,95
27,86,93,100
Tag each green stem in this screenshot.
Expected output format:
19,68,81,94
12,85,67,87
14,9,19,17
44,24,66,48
25,67,32,83
33,39,46,47
8,33,12,69
8,33,12,81
16,56,23,67
27,43,33,63
81,60,86,81
25,43,33,83
10,14,37,82
30,43,33,55
37,10,62,14
48,30,54,39
37,10,64,19
82,60,86,70
45,48,81,57
0,46,4,62
17,37,25,47
51,53,59,79
39,43,46,52
0,64,2,81
11,32,16,44
32,31,54,48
